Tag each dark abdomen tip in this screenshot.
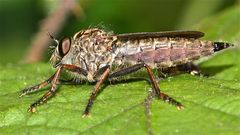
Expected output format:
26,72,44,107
213,42,234,52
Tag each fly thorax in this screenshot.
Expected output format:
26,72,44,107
64,28,117,81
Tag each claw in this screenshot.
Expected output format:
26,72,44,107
19,93,25,97
28,106,36,113
82,113,91,118
177,105,184,110
82,112,91,118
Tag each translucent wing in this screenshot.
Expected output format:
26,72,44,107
116,31,204,40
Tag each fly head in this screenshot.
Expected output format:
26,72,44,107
50,36,72,67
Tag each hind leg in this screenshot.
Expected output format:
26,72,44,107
159,62,208,77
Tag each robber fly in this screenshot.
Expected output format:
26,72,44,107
20,28,233,116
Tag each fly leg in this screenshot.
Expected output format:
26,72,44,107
161,62,208,77
20,64,87,98
157,68,169,79
28,66,63,112
83,68,110,117
59,64,91,85
185,63,208,76
59,78,85,85
27,64,88,112
145,65,184,109
20,73,56,97
61,64,88,76
60,64,89,84
58,64,109,116
108,63,145,79
109,63,183,109
180,62,202,76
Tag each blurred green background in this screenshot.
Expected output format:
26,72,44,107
0,0,239,64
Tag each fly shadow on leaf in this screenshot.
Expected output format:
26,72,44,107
199,64,234,76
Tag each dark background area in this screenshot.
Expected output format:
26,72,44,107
0,0,238,64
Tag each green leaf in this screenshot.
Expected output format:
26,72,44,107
195,5,240,42
0,6,240,135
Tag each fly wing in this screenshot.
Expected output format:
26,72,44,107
116,31,204,40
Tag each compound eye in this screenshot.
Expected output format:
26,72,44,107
59,37,71,57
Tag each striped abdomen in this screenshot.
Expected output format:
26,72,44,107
116,37,232,68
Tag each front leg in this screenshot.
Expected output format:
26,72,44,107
20,64,87,97
28,66,63,112
20,73,56,97
23,64,88,112
62,64,88,76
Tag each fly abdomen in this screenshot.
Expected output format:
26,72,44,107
153,40,214,67
154,40,232,67
118,37,233,68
